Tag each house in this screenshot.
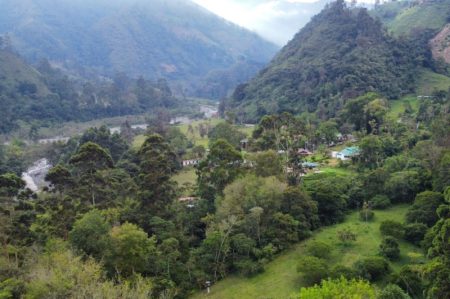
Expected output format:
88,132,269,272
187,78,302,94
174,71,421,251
182,159,200,167
301,162,319,169
297,148,313,156
336,147,360,161
178,196,198,202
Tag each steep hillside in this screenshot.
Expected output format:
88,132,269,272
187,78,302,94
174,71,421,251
226,1,417,122
373,0,450,37
430,24,450,64
0,0,278,97
0,49,182,134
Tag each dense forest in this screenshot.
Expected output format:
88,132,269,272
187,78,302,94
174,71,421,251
0,1,449,299
225,0,441,122
0,45,181,135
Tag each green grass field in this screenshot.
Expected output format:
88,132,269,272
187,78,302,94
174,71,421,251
387,96,418,120
190,205,423,299
173,168,197,186
133,119,254,150
417,69,450,95
388,1,450,36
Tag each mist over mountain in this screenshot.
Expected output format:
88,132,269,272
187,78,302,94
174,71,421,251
0,0,278,98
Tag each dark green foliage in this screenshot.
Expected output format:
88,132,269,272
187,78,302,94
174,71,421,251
329,265,357,280
385,171,421,203
304,175,350,225
197,139,243,203
208,122,246,149
137,134,177,216
371,195,391,210
80,126,129,162
379,236,400,260
280,187,319,238
390,266,424,298
305,241,332,259
379,220,404,239
228,1,417,121
406,191,444,227
377,284,411,299
404,223,428,246
0,0,276,101
297,256,329,285
0,50,182,134
234,259,264,277
0,173,25,197
69,210,111,259
353,256,390,281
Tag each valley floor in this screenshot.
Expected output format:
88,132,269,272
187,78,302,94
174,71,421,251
190,205,423,299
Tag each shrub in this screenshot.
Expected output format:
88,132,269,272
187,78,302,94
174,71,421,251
379,236,400,260
371,195,391,209
305,241,332,259
404,223,428,245
297,256,329,285
390,266,424,298
353,256,390,281
234,259,264,277
329,264,357,279
299,277,376,298
378,284,411,299
379,220,404,238
337,228,357,246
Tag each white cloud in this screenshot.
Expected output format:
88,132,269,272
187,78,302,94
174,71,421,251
193,0,376,45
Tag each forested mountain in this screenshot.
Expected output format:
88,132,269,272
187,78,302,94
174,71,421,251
0,46,180,134
225,0,421,122
0,0,278,98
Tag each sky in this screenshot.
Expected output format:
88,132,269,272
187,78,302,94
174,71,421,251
192,0,374,45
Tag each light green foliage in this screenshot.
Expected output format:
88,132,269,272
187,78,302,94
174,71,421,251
208,122,246,149
106,223,157,277
218,175,286,221
24,246,153,299
190,206,423,299
298,277,375,299
387,1,450,36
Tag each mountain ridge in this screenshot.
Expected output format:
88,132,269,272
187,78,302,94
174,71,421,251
0,0,278,98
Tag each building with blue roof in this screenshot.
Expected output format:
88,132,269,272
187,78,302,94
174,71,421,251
336,146,360,161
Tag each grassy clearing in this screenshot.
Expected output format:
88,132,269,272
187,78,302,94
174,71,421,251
388,96,418,120
190,205,423,299
417,69,450,95
173,168,197,187
388,1,450,36
132,119,254,150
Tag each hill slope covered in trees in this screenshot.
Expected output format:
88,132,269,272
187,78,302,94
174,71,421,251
0,0,278,98
225,1,421,122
